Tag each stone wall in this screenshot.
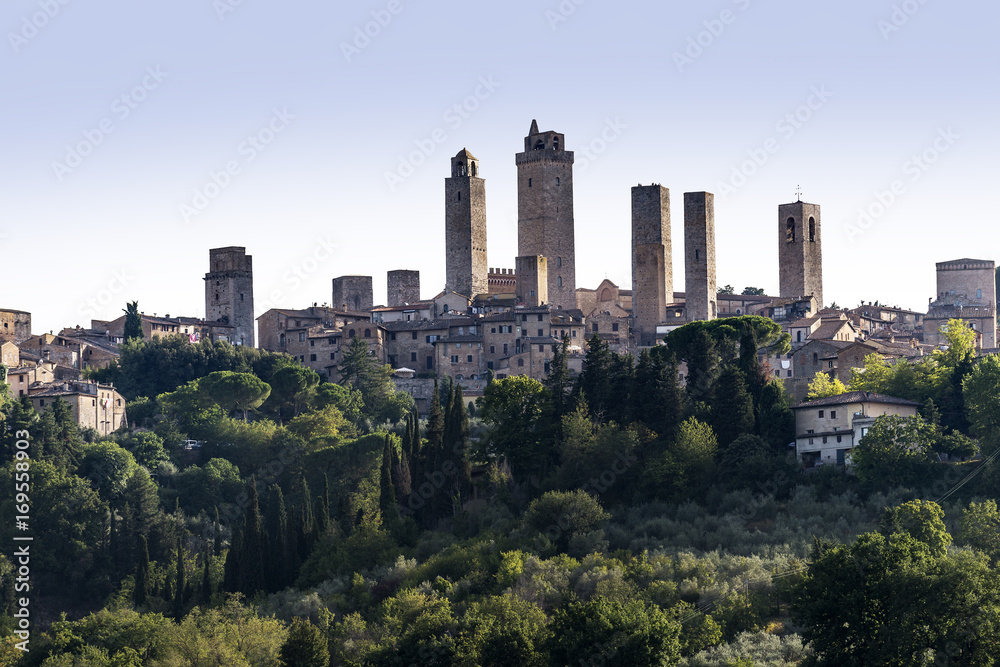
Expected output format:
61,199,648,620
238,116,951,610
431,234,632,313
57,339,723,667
683,192,717,321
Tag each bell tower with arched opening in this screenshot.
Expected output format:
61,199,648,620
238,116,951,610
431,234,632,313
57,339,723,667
516,119,576,310
778,199,823,308
445,148,488,299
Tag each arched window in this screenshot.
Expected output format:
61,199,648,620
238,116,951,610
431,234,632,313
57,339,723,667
557,276,563,288
809,217,816,242
349,329,356,338
279,333,285,346
553,137,560,150
471,163,477,177
556,177,561,186
528,178,532,188
797,331,803,342
534,140,545,150
518,358,524,367
364,329,372,338
786,218,796,242
457,191,461,201
813,352,818,364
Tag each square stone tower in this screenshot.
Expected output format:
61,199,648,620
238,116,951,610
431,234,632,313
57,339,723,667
205,246,255,346
515,255,548,307
516,120,576,310
387,270,421,307
778,200,823,308
632,185,672,345
684,192,717,322
332,276,373,312
926,258,997,348
445,149,488,299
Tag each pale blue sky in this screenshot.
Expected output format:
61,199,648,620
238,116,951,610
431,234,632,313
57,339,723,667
4,0,998,333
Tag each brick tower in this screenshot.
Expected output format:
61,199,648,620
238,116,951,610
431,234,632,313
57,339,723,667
205,246,255,346
684,192,717,322
516,120,576,310
445,149,488,299
778,200,823,307
332,276,373,312
632,185,672,345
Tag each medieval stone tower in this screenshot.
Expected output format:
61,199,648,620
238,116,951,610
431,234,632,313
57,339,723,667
332,276,373,312
515,255,548,307
387,270,421,307
445,149,488,299
778,200,823,307
516,120,576,310
684,192,717,322
205,246,255,347
632,185,672,345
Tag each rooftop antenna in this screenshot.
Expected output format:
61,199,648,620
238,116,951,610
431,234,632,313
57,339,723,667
795,185,803,202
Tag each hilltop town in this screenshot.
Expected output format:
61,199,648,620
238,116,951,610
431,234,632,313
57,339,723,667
2,120,997,467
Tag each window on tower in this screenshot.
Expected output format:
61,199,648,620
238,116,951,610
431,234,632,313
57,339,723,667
556,177,561,186
458,191,461,201
809,217,816,242
534,140,544,150
528,178,532,187
553,137,560,150
787,218,796,242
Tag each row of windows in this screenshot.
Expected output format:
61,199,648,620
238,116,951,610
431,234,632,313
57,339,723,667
807,434,844,445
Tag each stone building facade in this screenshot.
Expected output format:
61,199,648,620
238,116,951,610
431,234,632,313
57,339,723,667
516,120,576,310
632,185,672,345
0,309,31,345
256,306,371,353
778,201,823,308
204,247,255,347
27,379,127,436
515,255,548,307
445,150,489,299
924,258,997,349
683,192,717,321
387,270,421,307
332,276,374,313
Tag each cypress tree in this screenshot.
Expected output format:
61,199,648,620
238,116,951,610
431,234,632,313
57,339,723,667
173,534,185,618
222,519,242,593
133,534,150,608
379,434,397,523
448,383,472,497
314,475,331,535
298,479,315,561
238,478,267,596
712,367,755,447
266,484,289,591
200,547,213,605
162,574,172,606
213,506,223,558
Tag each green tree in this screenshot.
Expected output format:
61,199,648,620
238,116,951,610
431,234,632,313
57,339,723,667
379,435,397,524
456,595,549,667
79,441,140,506
546,596,682,667
172,534,186,618
848,352,893,394
133,535,150,608
198,371,272,421
267,364,320,419
123,301,144,343
851,414,936,485
477,376,547,479
711,367,754,447
806,371,847,400
237,478,267,596
279,618,329,667
523,490,609,552
957,500,1000,562
718,284,735,295
964,353,1000,455
339,336,413,425
878,499,952,558
741,286,766,296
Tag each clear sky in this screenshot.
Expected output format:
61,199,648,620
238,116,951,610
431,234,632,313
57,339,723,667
4,0,998,335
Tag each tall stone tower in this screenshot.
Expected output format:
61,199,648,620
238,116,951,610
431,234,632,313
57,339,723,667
516,120,576,310
387,270,421,307
332,276,373,312
205,246,255,347
778,200,823,307
684,192,717,322
515,255,548,307
632,185,672,345
445,149,488,298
